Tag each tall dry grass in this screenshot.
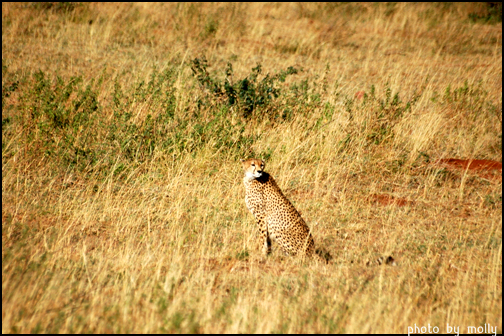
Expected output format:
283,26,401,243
2,2,502,333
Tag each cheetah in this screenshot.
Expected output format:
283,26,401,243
241,158,327,263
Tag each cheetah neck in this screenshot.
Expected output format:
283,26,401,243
243,172,270,185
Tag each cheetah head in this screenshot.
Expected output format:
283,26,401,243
240,158,265,181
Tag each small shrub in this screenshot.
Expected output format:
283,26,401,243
348,82,423,145
190,57,300,119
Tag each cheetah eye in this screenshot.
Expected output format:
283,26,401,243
251,163,255,167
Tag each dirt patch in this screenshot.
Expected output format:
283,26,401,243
438,159,502,181
355,90,365,99
439,158,502,171
370,194,413,207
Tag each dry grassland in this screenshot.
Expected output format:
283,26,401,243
2,2,502,333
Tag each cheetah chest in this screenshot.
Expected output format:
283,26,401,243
244,176,307,231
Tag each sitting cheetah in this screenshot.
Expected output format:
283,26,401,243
241,158,326,263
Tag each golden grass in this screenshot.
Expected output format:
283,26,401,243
2,2,502,333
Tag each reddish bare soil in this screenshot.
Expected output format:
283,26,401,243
439,158,502,171
438,158,502,180
355,91,365,99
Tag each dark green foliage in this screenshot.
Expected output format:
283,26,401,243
235,250,249,260
2,65,261,179
468,2,502,24
8,70,101,171
4,58,497,182
442,80,496,119
106,67,179,166
441,80,502,156
191,57,299,118
348,81,423,146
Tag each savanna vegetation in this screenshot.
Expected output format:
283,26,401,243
2,2,502,333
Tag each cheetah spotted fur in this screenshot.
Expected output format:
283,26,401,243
241,158,326,263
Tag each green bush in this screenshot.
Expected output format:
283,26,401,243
190,57,300,119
